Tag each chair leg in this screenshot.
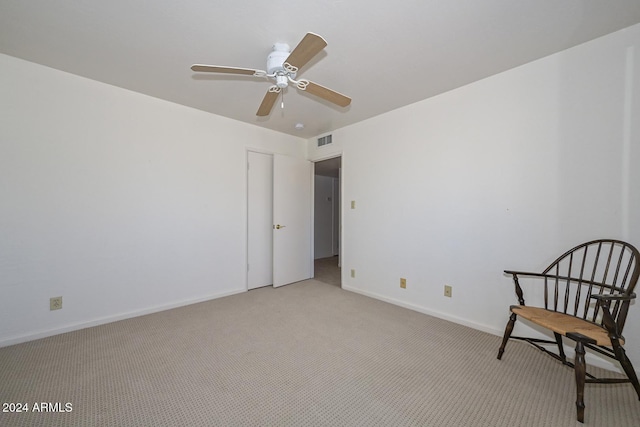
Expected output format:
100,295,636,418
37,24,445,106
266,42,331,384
554,332,568,364
574,341,586,423
611,339,640,400
497,312,517,360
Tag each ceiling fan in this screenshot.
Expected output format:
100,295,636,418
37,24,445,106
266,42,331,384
191,33,351,117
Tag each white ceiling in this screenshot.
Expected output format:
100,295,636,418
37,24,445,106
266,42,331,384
2,1,639,139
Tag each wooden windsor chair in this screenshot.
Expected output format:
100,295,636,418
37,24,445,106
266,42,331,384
496,239,640,423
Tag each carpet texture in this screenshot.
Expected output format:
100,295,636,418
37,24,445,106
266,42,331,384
1,280,639,426
313,256,341,287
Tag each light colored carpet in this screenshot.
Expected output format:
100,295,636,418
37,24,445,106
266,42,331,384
314,256,341,287
1,280,639,426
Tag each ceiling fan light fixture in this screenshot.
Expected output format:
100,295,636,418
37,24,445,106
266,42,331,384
275,74,288,88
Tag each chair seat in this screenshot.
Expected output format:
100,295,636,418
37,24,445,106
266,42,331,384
510,305,620,346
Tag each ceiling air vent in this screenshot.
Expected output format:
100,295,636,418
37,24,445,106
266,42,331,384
317,134,332,147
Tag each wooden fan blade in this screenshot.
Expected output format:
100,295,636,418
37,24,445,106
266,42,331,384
191,65,264,76
284,33,327,72
300,81,351,107
256,86,281,116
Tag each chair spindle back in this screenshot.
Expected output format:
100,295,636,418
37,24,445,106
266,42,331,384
541,239,640,332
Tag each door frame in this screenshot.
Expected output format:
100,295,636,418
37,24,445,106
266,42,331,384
312,152,343,271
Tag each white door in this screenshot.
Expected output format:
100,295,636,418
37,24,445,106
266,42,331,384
273,154,312,287
247,152,273,289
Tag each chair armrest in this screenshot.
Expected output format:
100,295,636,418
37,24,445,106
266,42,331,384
590,293,636,302
504,270,545,278
503,270,543,306
590,293,634,340
505,271,622,292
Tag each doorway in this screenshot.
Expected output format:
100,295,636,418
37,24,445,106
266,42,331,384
313,156,341,287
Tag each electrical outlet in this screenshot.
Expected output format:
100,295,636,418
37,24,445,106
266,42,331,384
350,269,356,278
400,278,407,289
50,296,62,310
444,285,452,298
351,200,356,209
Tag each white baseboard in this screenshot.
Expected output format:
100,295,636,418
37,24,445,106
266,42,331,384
342,284,502,336
341,284,626,374
0,288,246,348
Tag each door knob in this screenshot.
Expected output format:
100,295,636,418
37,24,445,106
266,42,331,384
274,224,286,229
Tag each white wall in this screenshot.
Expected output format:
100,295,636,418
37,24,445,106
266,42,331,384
308,24,640,369
0,54,306,346
314,175,335,259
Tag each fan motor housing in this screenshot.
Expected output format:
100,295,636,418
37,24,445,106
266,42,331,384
267,43,291,75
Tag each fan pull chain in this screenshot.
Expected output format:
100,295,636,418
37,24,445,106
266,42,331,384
281,90,285,109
